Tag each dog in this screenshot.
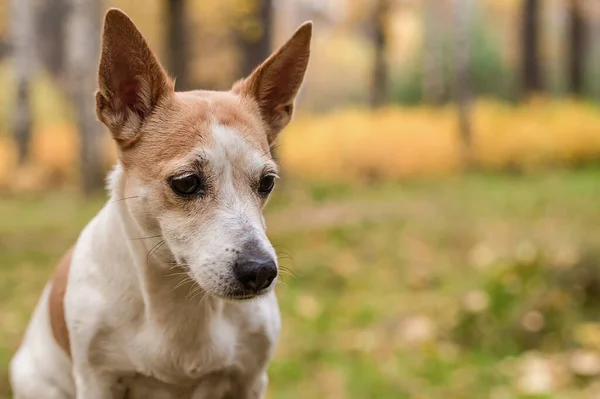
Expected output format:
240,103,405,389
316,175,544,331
10,8,311,399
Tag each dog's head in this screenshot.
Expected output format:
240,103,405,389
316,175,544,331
96,9,311,300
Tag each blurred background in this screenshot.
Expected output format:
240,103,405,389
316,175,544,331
2,0,600,397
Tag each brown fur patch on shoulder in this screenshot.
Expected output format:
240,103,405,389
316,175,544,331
49,247,74,357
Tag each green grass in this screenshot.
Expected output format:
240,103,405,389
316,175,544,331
2,169,600,398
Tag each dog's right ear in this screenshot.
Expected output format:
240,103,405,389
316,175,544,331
232,22,312,146
96,8,174,148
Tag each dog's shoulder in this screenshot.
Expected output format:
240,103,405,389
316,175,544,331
48,247,74,357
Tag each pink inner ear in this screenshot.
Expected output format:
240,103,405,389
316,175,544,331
118,79,140,109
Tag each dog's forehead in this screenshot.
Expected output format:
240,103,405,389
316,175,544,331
126,90,272,176
180,90,269,152
158,91,273,174
207,123,262,162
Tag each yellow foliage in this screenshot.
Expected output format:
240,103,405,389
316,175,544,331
1,98,600,191
280,106,461,182
473,98,600,168
574,323,600,351
280,99,600,182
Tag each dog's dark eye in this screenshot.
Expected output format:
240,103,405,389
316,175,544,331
169,174,204,197
258,174,276,196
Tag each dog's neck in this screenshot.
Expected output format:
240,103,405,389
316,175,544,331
104,164,224,325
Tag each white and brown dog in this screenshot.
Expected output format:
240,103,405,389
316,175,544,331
10,8,311,399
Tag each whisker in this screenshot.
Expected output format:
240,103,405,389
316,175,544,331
189,288,206,303
167,264,180,272
167,263,191,274
278,274,295,284
275,250,293,259
197,291,209,305
185,284,196,300
278,268,296,277
172,275,186,290
167,261,189,268
130,235,163,241
276,279,287,288
165,271,189,278
278,267,298,281
277,257,294,271
261,144,280,160
173,276,193,291
111,195,141,204
146,240,166,264
186,284,203,301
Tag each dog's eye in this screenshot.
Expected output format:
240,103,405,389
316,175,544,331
169,174,205,197
258,174,277,196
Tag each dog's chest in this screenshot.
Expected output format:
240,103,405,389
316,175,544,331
106,301,277,397
134,312,239,385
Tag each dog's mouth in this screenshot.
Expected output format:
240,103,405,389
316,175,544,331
214,285,275,302
223,294,259,302
182,272,275,302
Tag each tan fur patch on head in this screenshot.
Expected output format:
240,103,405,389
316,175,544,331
49,247,74,357
119,90,270,182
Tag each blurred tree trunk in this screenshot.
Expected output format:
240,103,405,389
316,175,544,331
0,39,9,60
167,0,191,90
10,0,35,165
370,0,389,109
36,0,70,86
568,0,588,97
238,0,273,77
453,0,474,164
422,0,446,105
237,0,276,159
67,0,104,195
583,0,600,101
521,0,542,96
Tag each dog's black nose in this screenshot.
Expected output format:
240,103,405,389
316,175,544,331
234,259,277,292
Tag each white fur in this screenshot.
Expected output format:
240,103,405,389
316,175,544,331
10,124,281,399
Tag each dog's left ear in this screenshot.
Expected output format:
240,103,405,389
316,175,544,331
233,22,312,145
